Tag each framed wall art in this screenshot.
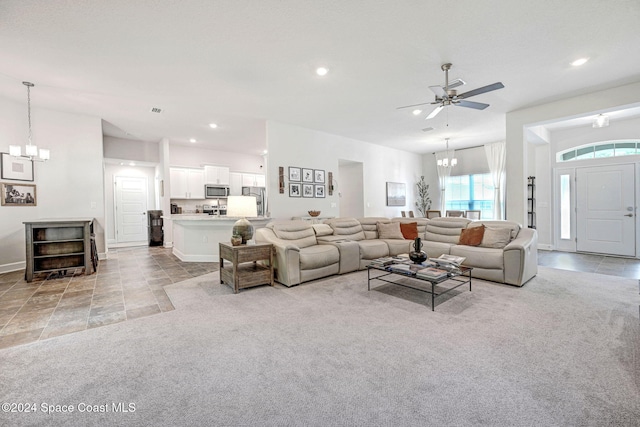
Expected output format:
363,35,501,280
289,183,301,197
303,184,314,198
1,182,37,206
386,182,406,206
1,153,34,181
315,185,325,198
314,169,325,183
302,168,314,182
288,167,301,182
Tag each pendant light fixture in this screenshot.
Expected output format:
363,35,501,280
437,138,457,168
9,81,50,161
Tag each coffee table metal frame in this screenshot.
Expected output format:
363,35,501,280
367,263,473,311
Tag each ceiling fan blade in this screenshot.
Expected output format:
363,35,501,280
457,82,504,99
396,101,433,110
429,85,447,99
456,100,489,110
426,105,444,119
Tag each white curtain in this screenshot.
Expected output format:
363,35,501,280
435,150,455,213
484,141,506,220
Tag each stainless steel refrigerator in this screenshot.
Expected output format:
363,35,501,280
242,186,265,217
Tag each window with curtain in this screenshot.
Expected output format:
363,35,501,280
444,174,495,219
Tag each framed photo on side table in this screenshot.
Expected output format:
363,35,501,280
1,182,37,206
1,153,34,181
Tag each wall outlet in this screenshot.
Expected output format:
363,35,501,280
90,201,97,209
331,202,337,208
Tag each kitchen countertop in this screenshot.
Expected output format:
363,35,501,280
166,214,270,221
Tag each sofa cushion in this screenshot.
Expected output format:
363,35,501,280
399,222,419,240
299,245,340,270
392,218,428,236
312,223,334,236
325,218,366,241
450,245,504,269
358,217,390,239
470,220,521,240
377,221,404,240
480,227,512,249
382,239,412,256
458,225,485,246
422,241,453,259
269,222,317,248
424,217,472,244
357,240,389,260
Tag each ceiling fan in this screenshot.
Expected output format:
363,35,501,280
397,63,504,119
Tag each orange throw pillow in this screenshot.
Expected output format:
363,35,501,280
458,225,485,246
400,222,419,240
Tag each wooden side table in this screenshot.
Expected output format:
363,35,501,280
219,242,274,293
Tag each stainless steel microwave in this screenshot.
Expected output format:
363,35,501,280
205,185,230,198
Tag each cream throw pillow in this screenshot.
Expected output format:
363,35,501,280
480,227,512,248
377,221,404,239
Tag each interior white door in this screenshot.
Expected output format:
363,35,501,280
576,164,635,256
115,176,148,243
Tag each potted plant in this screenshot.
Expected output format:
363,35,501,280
415,176,431,217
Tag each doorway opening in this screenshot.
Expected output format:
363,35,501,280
338,160,364,218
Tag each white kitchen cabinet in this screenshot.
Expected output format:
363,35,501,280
229,172,243,195
241,173,266,187
204,165,230,185
170,167,205,199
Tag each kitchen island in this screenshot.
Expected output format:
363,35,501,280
169,215,271,262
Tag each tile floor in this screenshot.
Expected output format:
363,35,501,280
1,247,639,350
0,246,218,350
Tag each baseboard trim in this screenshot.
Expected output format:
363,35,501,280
172,247,215,262
108,241,148,249
0,261,25,274
538,244,553,251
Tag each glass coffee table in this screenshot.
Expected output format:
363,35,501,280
367,262,473,311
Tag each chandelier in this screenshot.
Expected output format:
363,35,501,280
437,138,457,168
9,82,50,162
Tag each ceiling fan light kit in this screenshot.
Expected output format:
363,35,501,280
593,114,609,128
397,62,504,120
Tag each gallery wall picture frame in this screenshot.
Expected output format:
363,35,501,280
1,182,37,206
289,183,301,197
289,167,301,182
314,169,325,183
302,184,314,198
386,182,406,206
315,184,325,198
302,168,314,183
1,153,34,182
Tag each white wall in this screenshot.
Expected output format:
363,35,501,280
266,121,423,220
103,136,160,163
0,96,105,272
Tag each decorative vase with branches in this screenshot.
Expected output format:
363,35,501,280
415,176,431,217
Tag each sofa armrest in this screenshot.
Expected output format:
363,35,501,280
503,228,538,286
255,228,302,286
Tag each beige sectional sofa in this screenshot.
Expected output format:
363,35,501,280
255,216,537,288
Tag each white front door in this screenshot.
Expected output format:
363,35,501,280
576,163,635,256
115,176,148,243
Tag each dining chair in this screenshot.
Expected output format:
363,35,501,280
401,211,406,217
426,210,441,219
408,211,415,218
465,210,481,220
446,210,465,218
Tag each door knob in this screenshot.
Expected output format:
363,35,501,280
624,213,634,217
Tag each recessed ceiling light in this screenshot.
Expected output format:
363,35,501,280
412,109,422,116
189,138,196,143
129,162,136,167
571,57,589,67
316,67,329,76
262,150,268,154
209,123,218,129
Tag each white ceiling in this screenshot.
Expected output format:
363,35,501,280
1,0,639,155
